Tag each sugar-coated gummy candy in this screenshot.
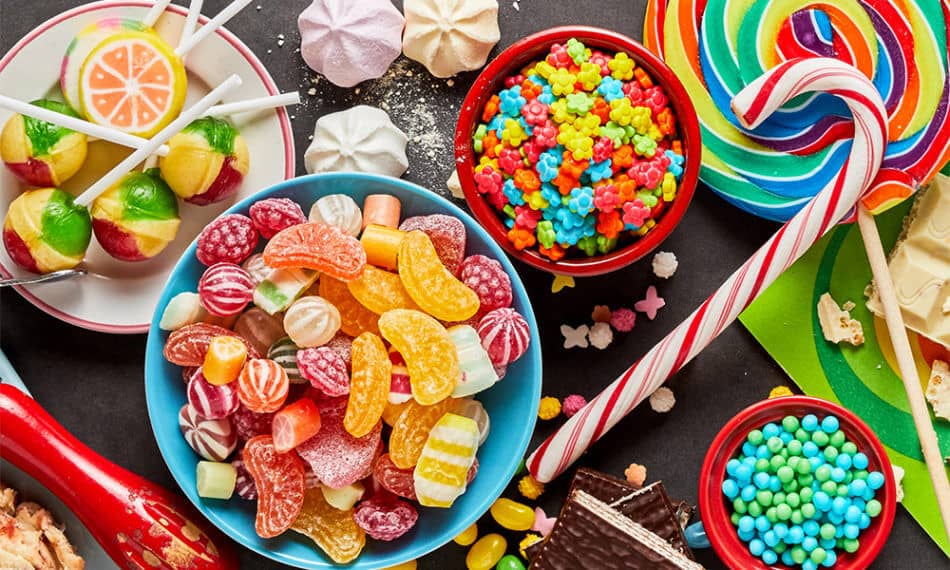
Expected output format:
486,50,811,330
178,404,237,461
379,309,460,406
249,197,307,239
308,194,363,236
399,214,467,276
453,398,491,445
243,435,306,538
466,533,507,570
290,487,366,564
234,307,286,356
196,460,237,499
413,413,479,507
382,400,412,427
263,222,366,282
353,495,419,541
202,335,248,385
347,266,420,314
388,347,412,405
398,231,480,322
362,194,401,229
159,292,206,331
163,322,260,366
253,267,319,315
448,325,499,398
490,498,534,531
267,336,304,383
324,333,353,365
297,346,350,397
284,296,342,348
237,359,289,413
318,276,381,337
272,398,322,453
295,402,382,489
344,333,391,437
196,214,258,266
232,405,276,442
372,453,418,501
360,224,405,270
199,263,254,316
321,482,365,511
476,308,531,366
241,253,271,285
389,398,458,469
188,371,240,419
459,255,513,312
232,457,257,500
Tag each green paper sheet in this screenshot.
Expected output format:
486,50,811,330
740,200,950,555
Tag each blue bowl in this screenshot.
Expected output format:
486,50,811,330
144,173,543,568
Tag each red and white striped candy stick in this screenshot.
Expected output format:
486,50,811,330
527,58,888,483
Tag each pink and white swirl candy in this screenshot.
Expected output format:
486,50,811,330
198,262,255,317
476,308,530,367
178,404,237,462
187,371,240,419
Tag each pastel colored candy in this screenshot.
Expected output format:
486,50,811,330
90,169,179,261
402,0,500,78
1,99,87,187
295,402,382,489
448,325,499,397
453,398,490,445
242,253,272,285
413,412,480,507
308,194,363,236
360,225,405,271
160,117,249,205
196,460,237,500
159,292,207,331
198,263,255,317
298,0,404,88
237,358,290,413
187,370,240,419
284,296,342,348
178,403,237,461
3,188,91,274
304,106,408,177
321,482,365,511
362,194,401,230
476,308,531,367
253,267,319,315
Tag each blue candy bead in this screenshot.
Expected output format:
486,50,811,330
832,497,848,515
773,523,789,538
835,526,844,538
735,463,753,483
769,476,783,492
809,456,825,470
802,536,818,552
852,453,869,470
802,560,818,570
780,431,794,443
787,526,804,544
749,539,765,556
819,538,836,550
835,454,852,470
862,488,876,501
845,505,861,524
829,512,844,525
867,471,885,490
831,467,847,483
782,552,795,566
802,414,819,431
763,530,779,547
742,455,757,467
754,472,770,489
755,445,772,459
665,150,685,178
813,491,831,511
742,485,757,502
722,479,739,499
859,513,871,529
762,550,778,565
850,479,867,497
803,520,819,536
763,423,781,438
756,516,771,532
738,515,755,533
738,528,755,542
821,415,839,433
822,550,837,567
844,524,860,539
802,441,819,457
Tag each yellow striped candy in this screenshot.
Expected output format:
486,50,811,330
413,413,479,508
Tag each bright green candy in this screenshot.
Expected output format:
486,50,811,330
867,499,882,517
842,442,858,455
755,458,770,472
787,492,801,508
800,487,814,503
114,169,179,222
23,100,82,156
787,456,801,469
600,121,625,146
536,221,556,249
733,498,747,514
777,466,795,483
566,38,589,64
812,431,830,446
767,437,783,453
503,205,516,218
731,512,741,526
773,492,786,505
774,542,787,554
795,428,810,442
565,92,594,115
810,547,827,564
576,235,597,256
782,416,800,433
801,503,817,519
830,430,846,448
637,191,658,208
787,440,803,456
184,116,237,155
815,465,831,482
770,456,786,471
473,124,487,153
790,509,804,525
843,538,859,553
791,547,807,564
783,480,799,493
515,459,527,476
823,446,839,462
820,523,837,540
796,460,812,475
837,484,849,497
821,481,837,495
41,188,92,257
854,469,868,480
595,235,617,254
799,474,814,487
756,490,773,507
776,504,792,520
496,554,526,570
747,501,762,517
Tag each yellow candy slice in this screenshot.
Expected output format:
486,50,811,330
379,309,459,406
344,333,391,438
291,488,365,564
389,398,458,469
347,266,419,314
398,231,480,321
413,413,479,508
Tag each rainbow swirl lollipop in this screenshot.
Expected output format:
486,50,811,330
644,0,950,221
1,100,88,187
3,188,92,274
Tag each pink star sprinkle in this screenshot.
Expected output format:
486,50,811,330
532,507,557,537
634,286,665,320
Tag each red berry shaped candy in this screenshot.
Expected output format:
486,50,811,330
178,404,237,461
460,255,513,312
160,117,249,205
90,169,180,261
237,359,289,413
353,495,418,541
372,453,417,501
324,333,353,365
398,214,466,276
297,346,350,397
242,435,306,538
249,198,307,239
163,322,260,366
263,222,366,282
232,405,276,442
232,457,257,500
295,404,381,489
187,371,240,419
196,214,258,266
198,263,254,317
476,308,531,367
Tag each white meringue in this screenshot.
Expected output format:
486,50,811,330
403,0,501,78
308,194,364,236
298,0,405,87
304,105,409,177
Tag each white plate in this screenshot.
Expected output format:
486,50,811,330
0,0,295,333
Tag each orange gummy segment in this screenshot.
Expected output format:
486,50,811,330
382,401,411,427
389,398,458,469
263,222,366,282
347,266,419,314
398,231,480,322
290,487,366,564
344,333,391,438
318,276,380,337
379,309,459,406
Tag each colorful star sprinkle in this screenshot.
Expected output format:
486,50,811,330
634,285,665,320
560,324,589,348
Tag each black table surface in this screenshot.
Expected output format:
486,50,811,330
1,1,946,568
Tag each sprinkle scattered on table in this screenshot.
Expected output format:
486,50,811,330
591,304,611,322
561,324,589,349
531,507,556,537
648,386,675,413
634,285,665,319
609,307,636,332
893,465,905,503
562,394,587,417
624,462,647,486
768,385,794,399
551,274,575,293
652,251,678,279
588,321,613,349
538,396,562,420
518,475,545,500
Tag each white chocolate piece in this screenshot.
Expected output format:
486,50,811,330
253,267,319,315
160,292,207,331
453,398,491,445
817,293,864,346
284,296,341,348
448,325,498,397
321,482,365,510
304,105,408,177
196,461,237,500
402,0,500,78
309,194,363,236
925,360,950,421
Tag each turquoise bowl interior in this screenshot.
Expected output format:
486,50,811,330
144,172,543,568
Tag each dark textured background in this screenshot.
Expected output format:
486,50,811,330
0,1,945,568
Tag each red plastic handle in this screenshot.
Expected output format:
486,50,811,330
0,384,239,569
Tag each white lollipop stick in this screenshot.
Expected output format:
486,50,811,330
205,92,300,117
179,0,205,51
74,75,241,208
526,58,888,483
142,0,173,28
0,95,170,157
175,0,253,56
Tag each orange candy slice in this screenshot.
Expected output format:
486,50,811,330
389,398,458,469
263,222,366,282
291,487,365,564
347,266,419,314
379,309,459,406
344,333,391,438
318,276,380,337
398,231,480,322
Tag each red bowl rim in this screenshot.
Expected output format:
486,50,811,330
699,396,896,569
453,26,702,277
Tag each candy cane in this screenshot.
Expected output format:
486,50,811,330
527,58,888,483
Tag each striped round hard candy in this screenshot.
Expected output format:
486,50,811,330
267,336,304,383
198,262,255,316
178,404,237,461
187,371,240,419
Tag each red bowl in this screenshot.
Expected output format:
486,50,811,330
699,396,896,569
454,26,702,277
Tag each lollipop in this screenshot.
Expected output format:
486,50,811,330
160,117,249,205
643,0,950,221
2,188,91,274
1,100,87,187
90,169,181,261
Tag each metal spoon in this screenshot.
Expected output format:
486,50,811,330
0,269,85,287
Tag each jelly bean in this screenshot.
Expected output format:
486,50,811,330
466,533,507,570
272,397,322,453
348,266,420,314
496,554,526,570
454,522,479,546
321,482,364,511
263,222,366,282
362,194,401,229
243,435,306,538
202,335,248,385
196,460,237,499
237,358,289,413
490,498,534,531
296,402,382,489
379,309,460,405
389,398,458,469
179,404,237,461
344,332,391,437
353,495,418,541
283,296,341,348
318,276,380,337
291,487,365,563
308,194,363,236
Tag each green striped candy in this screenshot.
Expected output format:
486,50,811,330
267,336,303,383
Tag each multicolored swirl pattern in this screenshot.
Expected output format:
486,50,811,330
644,0,950,221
